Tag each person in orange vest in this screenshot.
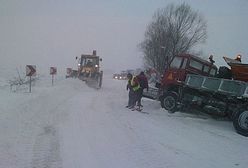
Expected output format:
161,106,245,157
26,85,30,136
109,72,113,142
126,73,140,110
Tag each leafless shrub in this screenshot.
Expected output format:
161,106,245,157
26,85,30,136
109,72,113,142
9,68,39,92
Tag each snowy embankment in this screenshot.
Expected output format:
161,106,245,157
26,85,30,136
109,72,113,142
0,73,247,168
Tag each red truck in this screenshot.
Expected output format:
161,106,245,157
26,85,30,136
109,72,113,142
144,54,248,136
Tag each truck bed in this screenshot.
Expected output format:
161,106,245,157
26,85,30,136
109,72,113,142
185,74,248,97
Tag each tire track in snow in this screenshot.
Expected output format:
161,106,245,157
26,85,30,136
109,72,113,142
31,126,62,168
29,80,85,168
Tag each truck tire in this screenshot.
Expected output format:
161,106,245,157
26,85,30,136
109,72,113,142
161,92,178,113
233,109,248,137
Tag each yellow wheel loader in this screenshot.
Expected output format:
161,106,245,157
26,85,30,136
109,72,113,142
77,50,103,88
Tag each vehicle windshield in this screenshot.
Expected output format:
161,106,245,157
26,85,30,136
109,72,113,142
81,58,97,66
170,57,183,69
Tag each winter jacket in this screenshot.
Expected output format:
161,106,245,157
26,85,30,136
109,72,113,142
137,74,148,90
127,76,140,91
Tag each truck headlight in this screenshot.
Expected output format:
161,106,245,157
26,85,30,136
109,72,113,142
95,65,99,68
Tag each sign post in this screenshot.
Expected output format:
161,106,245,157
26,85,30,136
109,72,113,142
26,65,36,93
29,76,31,92
52,74,54,86
50,67,57,86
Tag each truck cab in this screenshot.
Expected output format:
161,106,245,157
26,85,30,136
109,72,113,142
78,50,102,79
159,54,217,94
161,54,217,87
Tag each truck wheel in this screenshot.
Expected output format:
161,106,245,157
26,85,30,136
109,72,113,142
233,109,248,137
161,92,178,113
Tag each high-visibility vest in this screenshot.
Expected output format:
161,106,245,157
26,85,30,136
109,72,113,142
131,76,140,91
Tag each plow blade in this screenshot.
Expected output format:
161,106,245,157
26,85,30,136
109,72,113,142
85,71,103,89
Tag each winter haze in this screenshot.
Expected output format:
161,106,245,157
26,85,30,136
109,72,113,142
1,1,248,168
0,0,248,75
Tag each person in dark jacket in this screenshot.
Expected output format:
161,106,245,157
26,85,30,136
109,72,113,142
137,71,148,108
126,73,140,109
235,54,242,62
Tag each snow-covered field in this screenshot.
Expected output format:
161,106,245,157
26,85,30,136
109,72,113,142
0,73,247,168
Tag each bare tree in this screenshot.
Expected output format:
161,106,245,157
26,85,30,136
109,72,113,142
140,3,207,73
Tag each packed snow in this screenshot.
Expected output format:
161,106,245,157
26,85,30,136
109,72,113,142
0,73,247,168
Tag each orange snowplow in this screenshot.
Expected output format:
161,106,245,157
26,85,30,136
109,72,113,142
223,56,248,82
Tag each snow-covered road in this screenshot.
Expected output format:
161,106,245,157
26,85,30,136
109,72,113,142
0,74,247,168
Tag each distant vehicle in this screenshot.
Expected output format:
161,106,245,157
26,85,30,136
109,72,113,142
66,70,78,78
113,74,119,79
143,53,248,137
113,73,127,80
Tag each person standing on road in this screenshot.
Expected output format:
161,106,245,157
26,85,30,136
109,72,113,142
126,73,140,109
137,71,148,108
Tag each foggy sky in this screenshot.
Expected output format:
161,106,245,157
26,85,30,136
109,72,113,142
0,0,247,76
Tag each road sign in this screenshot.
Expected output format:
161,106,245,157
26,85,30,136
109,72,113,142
26,65,36,76
26,65,36,92
50,67,57,75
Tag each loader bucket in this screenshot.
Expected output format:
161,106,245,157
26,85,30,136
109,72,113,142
85,71,103,89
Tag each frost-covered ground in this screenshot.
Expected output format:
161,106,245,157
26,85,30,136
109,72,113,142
0,73,247,168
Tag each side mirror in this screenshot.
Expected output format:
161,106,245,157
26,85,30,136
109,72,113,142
76,56,78,60
100,58,102,61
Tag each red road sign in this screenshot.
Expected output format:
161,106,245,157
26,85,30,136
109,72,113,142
50,67,57,75
26,65,36,76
